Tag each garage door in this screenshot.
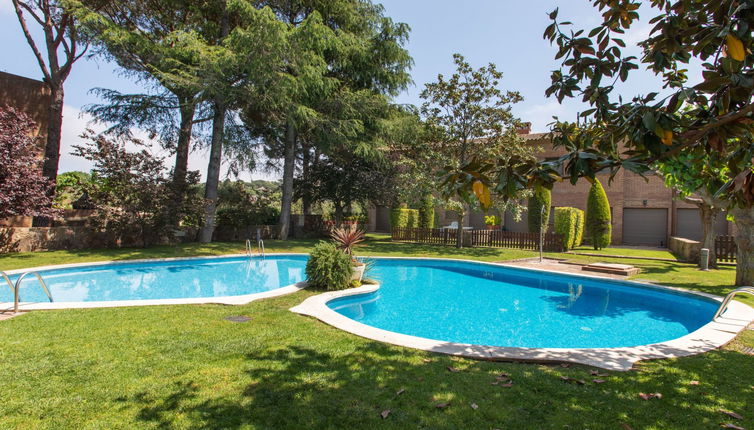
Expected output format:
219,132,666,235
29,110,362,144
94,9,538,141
676,208,729,240
623,208,667,246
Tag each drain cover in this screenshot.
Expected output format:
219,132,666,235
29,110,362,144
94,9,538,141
224,316,251,323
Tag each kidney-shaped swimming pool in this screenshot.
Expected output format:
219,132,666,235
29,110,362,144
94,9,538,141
326,258,719,349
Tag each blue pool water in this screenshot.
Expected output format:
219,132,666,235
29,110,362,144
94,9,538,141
328,258,719,349
2,256,307,303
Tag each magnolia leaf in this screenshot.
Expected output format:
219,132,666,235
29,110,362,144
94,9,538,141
718,409,743,420
721,424,745,430
661,129,673,146
447,366,460,373
470,402,479,410
380,410,391,419
726,35,746,61
396,388,405,396
435,402,451,409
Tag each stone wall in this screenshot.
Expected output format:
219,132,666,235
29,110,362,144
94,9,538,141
0,227,121,253
668,236,701,263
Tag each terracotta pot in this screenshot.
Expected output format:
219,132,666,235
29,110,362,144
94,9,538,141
486,225,501,230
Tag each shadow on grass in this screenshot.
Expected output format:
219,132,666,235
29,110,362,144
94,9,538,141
119,340,754,429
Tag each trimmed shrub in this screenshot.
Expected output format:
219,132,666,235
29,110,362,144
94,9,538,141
573,208,585,247
586,179,612,250
390,208,419,229
527,186,552,233
305,241,353,290
554,207,579,250
419,194,435,228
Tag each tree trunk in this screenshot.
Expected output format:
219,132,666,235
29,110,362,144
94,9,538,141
333,203,344,226
456,211,464,248
301,142,311,215
198,102,226,243
732,206,754,286
278,120,296,240
168,99,196,227
698,204,718,269
33,84,64,227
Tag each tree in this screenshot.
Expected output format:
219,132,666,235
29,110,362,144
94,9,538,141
55,171,92,209
656,152,728,267
586,179,611,250
419,194,435,228
242,0,412,240
71,0,208,227
537,1,754,284
0,106,56,219
527,186,551,234
12,0,88,224
423,53,530,247
71,131,202,247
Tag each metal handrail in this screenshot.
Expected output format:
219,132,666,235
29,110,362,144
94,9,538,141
713,286,754,320
257,239,265,259
1,271,13,295
245,239,252,257
13,272,53,313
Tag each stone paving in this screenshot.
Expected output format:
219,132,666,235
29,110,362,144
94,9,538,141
499,258,628,279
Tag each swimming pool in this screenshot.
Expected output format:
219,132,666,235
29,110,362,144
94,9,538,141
326,258,717,348
291,257,754,370
2,255,307,307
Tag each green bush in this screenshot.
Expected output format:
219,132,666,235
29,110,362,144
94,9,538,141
573,208,585,247
418,194,435,228
554,207,579,250
527,186,552,233
586,179,612,250
390,208,419,229
305,241,353,291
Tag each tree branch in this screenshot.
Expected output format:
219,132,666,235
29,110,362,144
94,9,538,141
12,0,51,83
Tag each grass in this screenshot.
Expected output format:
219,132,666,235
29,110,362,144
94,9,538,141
0,235,752,429
568,245,678,260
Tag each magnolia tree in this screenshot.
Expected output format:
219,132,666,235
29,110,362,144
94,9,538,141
0,107,56,219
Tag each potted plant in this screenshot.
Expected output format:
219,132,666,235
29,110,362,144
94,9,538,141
330,224,366,282
485,215,501,230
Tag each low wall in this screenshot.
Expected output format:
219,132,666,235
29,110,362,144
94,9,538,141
212,225,280,242
0,226,120,253
668,236,700,263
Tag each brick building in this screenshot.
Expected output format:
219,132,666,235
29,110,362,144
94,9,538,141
0,71,51,227
370,125,730,246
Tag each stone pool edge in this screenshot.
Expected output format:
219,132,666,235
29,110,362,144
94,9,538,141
1,253,309,311
290,258,754,372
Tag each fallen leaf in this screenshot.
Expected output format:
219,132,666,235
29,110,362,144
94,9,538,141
495,375,510,381
560,376,585,385
719,409,744,420
620,424,634,430
490,382,499,386
590,370,608,377
593,379,606,384
689,380,700,386
422,358,432,363
447,366,460,373
470,402,479,410
396,388,405,396
560,363,571,368
638,392,662,400
721,424,745,430
500,382,514,388
380,410,390,419
435,402,451,409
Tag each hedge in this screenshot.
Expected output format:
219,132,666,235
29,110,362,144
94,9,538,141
418,194,435,228
390,208,419,229
573,208,585,247
527,186,552,233
586,179,612,250
554,207,583,251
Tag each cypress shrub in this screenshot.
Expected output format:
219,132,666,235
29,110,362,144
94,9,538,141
419,194,435,228
527,186,552,233
554,207,579,250
390,208,419,229
573,208,585,247
305,241,353,290
586,179,612,249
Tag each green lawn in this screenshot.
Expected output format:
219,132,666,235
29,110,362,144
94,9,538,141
1,236,752,429
568,245,678,260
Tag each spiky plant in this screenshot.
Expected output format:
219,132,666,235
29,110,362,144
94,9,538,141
330,224,365,257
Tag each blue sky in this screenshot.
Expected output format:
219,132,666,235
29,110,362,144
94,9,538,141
0,1,672,179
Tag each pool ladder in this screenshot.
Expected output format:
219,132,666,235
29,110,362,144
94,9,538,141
2,270,54,313
713,286,754,321
245,239,265,259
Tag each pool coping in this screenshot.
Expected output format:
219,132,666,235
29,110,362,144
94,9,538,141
0,253,310,311
290,256,754,371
